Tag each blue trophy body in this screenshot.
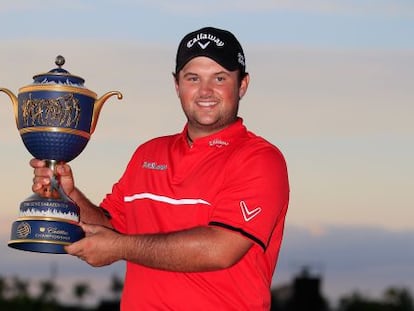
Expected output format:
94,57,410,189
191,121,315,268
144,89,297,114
1,56,122,254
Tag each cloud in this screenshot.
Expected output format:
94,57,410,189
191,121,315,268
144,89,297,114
266,0,414,17
0,0,90,12
242,47,414,139
4,0,413,18
111,0,414,17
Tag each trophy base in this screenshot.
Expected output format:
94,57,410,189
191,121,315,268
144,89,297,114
9,219,85,254
8,192,84,254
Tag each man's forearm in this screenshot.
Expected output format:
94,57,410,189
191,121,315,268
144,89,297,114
69,188,112,228
118,226,252,272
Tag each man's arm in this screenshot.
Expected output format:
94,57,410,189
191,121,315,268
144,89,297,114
69,187,112,228
121,226,253,271
65,223,253,271
30,158,111,228
31,158,254,271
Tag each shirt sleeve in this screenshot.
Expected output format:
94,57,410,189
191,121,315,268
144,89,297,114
208,142,289,250
100,180,127,233
100,146,143,233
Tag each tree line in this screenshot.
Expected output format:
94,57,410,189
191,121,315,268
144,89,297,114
0,273,122,311
271,267,414,311
0,268,413,310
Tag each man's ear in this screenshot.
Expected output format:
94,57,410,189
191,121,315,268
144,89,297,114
172,72,180,97
239,73,250,99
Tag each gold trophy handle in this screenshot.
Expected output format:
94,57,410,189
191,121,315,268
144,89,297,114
0,88,19,127
91,91,123,134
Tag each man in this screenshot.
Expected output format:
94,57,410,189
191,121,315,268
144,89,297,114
32,26,290,310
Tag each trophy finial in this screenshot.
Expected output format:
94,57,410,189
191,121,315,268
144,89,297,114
55,55,65,68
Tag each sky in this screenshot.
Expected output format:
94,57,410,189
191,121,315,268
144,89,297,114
0,0,413,307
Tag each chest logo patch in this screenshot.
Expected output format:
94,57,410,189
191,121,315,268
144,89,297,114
142,161,168,171
240,201,262,222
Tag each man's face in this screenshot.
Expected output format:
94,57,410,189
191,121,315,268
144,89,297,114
175,56,249,138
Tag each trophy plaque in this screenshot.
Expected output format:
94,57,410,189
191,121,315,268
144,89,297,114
0,55,122,254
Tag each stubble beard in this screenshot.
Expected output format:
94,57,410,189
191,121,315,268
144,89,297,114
185,104,239,136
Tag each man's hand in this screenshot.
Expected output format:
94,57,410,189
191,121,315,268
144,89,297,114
30,158,75,198
65,223,124,267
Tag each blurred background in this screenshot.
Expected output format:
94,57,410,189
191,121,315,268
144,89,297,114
0,1,413,309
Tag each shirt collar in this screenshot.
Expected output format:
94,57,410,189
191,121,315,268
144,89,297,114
181,117,247,148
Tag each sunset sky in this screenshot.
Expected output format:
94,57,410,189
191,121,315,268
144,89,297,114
0,0,413,307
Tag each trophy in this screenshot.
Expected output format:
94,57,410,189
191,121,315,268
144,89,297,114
0,55,122,254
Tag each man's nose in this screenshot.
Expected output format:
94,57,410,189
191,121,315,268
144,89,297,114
198,80,214,96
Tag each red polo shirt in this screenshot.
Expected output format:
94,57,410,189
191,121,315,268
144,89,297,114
101,118,289,310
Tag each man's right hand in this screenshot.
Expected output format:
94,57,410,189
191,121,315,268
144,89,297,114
30,158,75,199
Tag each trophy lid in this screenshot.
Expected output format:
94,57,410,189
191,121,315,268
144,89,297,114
32,55,86,87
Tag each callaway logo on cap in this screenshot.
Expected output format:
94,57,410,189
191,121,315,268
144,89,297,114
175,27,246,74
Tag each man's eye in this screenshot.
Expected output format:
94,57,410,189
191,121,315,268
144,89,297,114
216,76,225,82
188,76,199,82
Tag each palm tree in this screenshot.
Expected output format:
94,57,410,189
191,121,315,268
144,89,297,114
73,281,92,309
9,275,32,309
10,276,29,300
109,274,123,301
37,279,59,304
383,287,414,311
0,276,9,301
